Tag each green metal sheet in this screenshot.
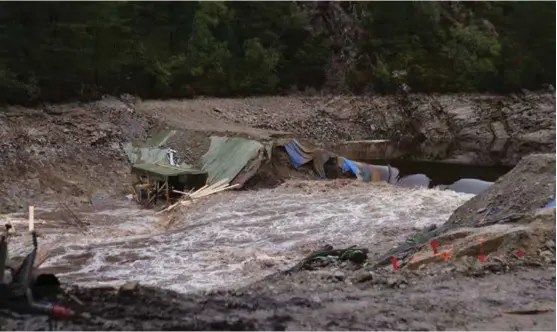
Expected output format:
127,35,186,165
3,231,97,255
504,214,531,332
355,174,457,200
123,143,169,165
123,130,177,165
132,163,206,178
201,136,264,185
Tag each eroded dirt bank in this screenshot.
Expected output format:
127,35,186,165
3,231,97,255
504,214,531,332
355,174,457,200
0,92,555,211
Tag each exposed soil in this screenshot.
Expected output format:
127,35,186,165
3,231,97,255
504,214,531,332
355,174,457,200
1,92,554,211
0,97,155,212
138,91,556,166
446,153,556,229
1,260,555,331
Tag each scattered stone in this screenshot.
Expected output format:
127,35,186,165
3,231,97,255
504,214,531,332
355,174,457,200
386,276,407,288
330,271,345,282
343,249,368,265
119,282,140,295
490,121,509,139
352,271,374,284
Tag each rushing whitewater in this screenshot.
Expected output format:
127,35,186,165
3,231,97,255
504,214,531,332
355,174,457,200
8,180,473,294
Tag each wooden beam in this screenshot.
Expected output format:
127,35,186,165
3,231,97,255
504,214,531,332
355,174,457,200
28,206,34,232
165,177,170,205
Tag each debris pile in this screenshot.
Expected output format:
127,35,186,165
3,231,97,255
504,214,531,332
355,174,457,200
157,179,238,229
125,133,397,214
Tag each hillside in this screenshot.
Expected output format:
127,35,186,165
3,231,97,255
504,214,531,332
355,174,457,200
0,1,554,104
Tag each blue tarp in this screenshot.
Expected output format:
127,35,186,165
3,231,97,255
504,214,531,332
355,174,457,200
544,199,556,208
282,139,376,183
359,165,372,182
341,159,359,177
284,140,310,168
340,158,372,182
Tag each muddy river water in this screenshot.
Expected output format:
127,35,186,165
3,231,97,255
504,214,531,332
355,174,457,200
7,180,474,294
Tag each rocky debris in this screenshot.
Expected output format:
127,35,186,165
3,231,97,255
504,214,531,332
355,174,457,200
142,93,554,166
285,246,369,273
145,92,555,150
444,153,555,229
118,281,140,295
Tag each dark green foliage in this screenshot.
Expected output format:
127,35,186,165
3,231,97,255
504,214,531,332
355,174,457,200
0,1,553,104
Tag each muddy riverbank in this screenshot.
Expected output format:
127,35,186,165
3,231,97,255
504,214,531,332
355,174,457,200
1,254,555,331
0,92,554,211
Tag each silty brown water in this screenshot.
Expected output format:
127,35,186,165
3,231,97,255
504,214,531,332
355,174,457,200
8,180,474,294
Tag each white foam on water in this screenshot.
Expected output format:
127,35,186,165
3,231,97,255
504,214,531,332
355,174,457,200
17,181,473,294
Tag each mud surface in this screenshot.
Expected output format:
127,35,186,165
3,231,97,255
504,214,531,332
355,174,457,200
1,265,555,331
0,96,155,212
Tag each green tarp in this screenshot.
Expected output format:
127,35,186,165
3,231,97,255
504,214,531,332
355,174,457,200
123,130,177,165
201,136,265,185
123,144,169,165
132,163,205,178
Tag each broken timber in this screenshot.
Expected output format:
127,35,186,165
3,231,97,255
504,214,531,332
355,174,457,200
156,179,238,215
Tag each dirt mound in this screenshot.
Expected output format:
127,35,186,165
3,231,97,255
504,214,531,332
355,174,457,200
444,153,555,229
371,153,555,268
0,97,156,211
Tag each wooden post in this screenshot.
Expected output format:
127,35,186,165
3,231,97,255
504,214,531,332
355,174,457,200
28,206,34,232
154,181,159,206
165,177,170,205
144,181,167,208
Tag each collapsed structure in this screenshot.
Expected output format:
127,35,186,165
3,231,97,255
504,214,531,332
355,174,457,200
123,132,393,207
201,136,395,187
123,130,208,206
123,131,514,208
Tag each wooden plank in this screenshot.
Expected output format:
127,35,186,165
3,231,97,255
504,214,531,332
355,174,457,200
28,206,34,232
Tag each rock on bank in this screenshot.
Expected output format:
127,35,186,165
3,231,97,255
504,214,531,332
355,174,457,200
444,153,555,229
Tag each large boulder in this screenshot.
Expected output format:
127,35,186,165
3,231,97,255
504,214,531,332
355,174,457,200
444,153,555,229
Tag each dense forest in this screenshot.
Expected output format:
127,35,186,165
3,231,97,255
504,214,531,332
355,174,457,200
0,1,554,104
